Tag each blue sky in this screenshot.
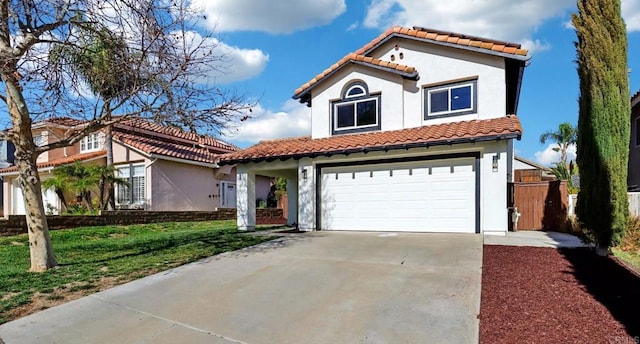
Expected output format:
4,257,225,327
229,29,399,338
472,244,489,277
197,0,640,166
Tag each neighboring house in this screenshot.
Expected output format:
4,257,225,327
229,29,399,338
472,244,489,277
513,156,555,182
0,139,16,215
0,117,271,216
221,26,529,235
629,90,640,191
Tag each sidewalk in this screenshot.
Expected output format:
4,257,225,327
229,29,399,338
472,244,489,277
484,230,591,248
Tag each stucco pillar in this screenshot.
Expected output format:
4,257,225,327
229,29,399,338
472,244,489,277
286,177,298,226
297,161,315,231
236,167,256,231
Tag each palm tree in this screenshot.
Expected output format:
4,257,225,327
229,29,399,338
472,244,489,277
41,171,71,212
86,165,128,210
51,23,139,209
539,122,578,166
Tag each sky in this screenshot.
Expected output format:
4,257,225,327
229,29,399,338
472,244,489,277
193,0,640,166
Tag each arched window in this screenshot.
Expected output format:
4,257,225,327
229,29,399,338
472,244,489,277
332,81,381,135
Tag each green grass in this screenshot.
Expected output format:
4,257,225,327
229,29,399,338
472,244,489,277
612,248,640,270
0,220,276,324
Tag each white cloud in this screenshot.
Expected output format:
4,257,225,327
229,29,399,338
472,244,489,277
174,30,269,84
520,39,551,54
534,144,577,166
190,0,347,34
223,99,311,144
623,0,640,32
208,38,269,84
363,0,576,53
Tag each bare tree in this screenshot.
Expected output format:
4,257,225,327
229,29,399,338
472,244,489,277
0,0,254,271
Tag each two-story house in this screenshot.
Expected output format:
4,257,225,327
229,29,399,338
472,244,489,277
0,117,271,216
629,90,640,191
221,26,529,235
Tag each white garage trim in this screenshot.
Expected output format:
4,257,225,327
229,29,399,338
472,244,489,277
315,152,481,233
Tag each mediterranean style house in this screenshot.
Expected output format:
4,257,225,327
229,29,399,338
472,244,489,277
629,90,640,191
220,26,530,235
0,117,271,215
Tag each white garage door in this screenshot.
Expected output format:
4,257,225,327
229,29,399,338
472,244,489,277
320,158,476,233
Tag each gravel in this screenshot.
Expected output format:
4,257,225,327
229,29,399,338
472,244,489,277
480,245,640,344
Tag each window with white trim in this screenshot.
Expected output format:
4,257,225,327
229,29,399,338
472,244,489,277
33,134,46,147
424,79,477,119
332,82,381,135
115,164,145,207
80,133,101,152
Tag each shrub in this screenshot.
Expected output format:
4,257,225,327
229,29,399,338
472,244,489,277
561,215,594,244
619,215,640,252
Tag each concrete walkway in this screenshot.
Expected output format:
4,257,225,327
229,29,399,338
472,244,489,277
0,231,483,344
484,230,591,248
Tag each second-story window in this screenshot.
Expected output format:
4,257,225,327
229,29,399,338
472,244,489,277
424,79,477,119
80,133,101,153
332,81,381,135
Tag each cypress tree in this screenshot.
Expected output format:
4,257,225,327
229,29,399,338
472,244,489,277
572,0,630,254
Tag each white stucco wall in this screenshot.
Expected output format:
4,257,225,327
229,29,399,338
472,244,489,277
309,37,507,139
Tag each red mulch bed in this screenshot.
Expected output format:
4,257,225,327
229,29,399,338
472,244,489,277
480,246,640,344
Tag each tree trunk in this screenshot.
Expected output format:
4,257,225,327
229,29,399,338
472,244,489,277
16,157,57,271
98,176,106,210
2,61,57,271
56,189,67,212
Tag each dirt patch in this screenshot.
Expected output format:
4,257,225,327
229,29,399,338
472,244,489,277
4,275,139,323
480,246,640,344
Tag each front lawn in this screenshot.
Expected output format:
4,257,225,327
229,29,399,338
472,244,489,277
0,220,276,324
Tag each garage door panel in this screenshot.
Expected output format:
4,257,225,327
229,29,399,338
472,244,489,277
321,158,476,233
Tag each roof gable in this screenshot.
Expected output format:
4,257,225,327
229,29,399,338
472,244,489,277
293,26,530,101
358,26,529,59
293,53,419,101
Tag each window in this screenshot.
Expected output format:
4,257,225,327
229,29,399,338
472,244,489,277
33,134,46,147
331,82,381,135
116,164,145,207
424,79,477,119
80,133,101,152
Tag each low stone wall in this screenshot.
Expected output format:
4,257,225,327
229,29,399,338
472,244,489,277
0,208,285,236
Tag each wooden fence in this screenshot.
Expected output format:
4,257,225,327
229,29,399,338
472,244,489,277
510,181,568,231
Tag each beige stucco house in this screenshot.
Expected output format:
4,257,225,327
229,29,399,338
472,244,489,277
0,117,271,215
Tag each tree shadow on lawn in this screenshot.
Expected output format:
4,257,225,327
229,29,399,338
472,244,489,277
57,231,271,266
560,248,640,337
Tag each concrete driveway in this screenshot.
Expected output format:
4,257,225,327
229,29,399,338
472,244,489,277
0,231,482,344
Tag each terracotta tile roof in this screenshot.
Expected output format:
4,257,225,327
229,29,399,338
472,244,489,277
36,117,87,128
220,116,522,165
293,53,418,99
356,26,529,58
115,118,239,152
113,131,221,164
110,118,238,164
294,26,529,99
0,151,106,174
